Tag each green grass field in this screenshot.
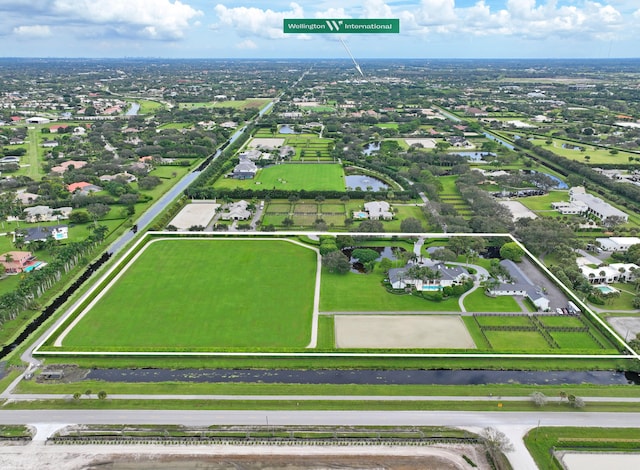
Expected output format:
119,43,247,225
179,98,270,110
529,137,637,165
483,330,551,350
59,239,317,350
518,190,569,212
463,290,522,312
215,163,346,191
321,271,461,312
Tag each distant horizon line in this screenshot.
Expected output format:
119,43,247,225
0,56,639,61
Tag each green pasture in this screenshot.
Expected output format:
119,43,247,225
179,98,270,110
320,271,461,312
551,331,604,349
538,315,585,328
134,99,164,114
474,315,533,327
529,137,637,165
57,239,317,350
525,427,640,470
518,190,569,212
214,163,345,192
483,330,551,350
158,123,193,130
463,290,522,312
380,205,429,232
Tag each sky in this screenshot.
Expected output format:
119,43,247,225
0,0,639,59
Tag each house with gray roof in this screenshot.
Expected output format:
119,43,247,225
232,157,258,180
488,259,550,311
388,263,468,291
364,201,393,220
19,225,68,243
220,200,252,221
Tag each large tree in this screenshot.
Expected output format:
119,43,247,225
322,250,351,274
400,217,424,233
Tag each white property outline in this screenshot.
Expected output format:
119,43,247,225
52,236,321,349
34,231,640,363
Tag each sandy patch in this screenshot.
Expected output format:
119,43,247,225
169,203,220,230
560,452,640,470
0,443,488,470
499,200,538,221
249,138,285,149
607,316,640,341
404,138,436,149
334,315,476,349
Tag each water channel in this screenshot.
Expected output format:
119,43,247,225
85,368,638,386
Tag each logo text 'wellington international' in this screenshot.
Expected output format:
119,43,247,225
284,19,400,34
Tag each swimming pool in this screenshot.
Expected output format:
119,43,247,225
23,261,43,273
422,285,442,291
595,285,617,294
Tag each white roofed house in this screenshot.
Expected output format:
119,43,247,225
364,201,393,220
388,263,468,290
596,237,640,252
566,186,628,224
220,200,252,221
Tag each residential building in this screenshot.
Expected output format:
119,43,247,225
555,186,629,223
580,263,638,284
220,200,252,221
488,260,550,311
596,237,640,252
0,251,37,274
364,201,393,220
388,263,468,290
19,225,68,243
232,158,258,179
23,205,72,223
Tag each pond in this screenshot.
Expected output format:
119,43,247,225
279,124,296,134
531,170,568,189
342,246,405,273
562,143,584,151
85,368,638,386
362,142,381,156
345,174,388,191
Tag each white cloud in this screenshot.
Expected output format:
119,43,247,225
12,25,51,38
1,0,203,41
215,2,304,40
236,39,257,49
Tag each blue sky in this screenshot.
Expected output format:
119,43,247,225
0,0,638,59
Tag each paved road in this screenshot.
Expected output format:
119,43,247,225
2,410,640,470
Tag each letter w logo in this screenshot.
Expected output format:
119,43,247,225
325,20,342,31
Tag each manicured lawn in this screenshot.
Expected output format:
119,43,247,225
474,315,533,327
551,332,604,349
382,205,430,232
529,138,636,165
320,271,461,312
518,190,569,212
179,98,270,110
525,427,640,470
463,289,522,312
483,330,551,350
215,163,345,191
538,315,585,328
60,239,317,350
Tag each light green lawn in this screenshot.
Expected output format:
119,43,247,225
215,163,346,192
463,289,522,312
518,190,569,212
61,239,317,350
529,138,636,165
320,271,461,312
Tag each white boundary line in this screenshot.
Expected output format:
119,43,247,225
33,231,640,362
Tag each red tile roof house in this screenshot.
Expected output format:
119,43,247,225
0,251,37,274
67,182,102,194
51,160,88,174
49,124,69,133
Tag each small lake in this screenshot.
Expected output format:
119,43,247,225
562,143,584,151
85,368,638,386
343,246,405,273
531,170,568,189
125,102,140,116
279,125,296,134
483,132,515,150
346,174,388,191
362,142,381,156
